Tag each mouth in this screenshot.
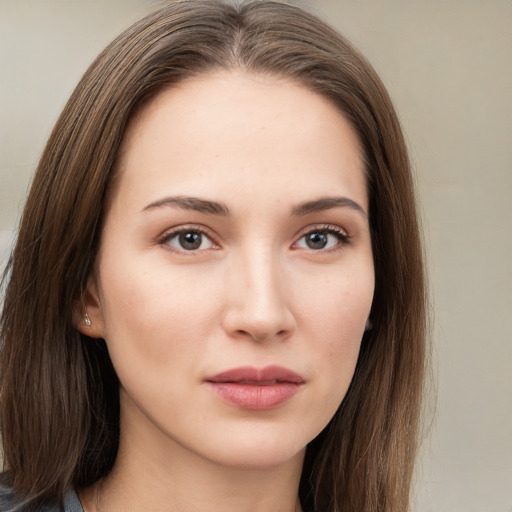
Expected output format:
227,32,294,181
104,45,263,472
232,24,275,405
205,365,304,410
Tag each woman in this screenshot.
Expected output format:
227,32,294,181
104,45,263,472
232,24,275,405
0,1,426,511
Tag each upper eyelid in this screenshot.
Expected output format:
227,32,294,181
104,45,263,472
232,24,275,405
157,224,219,246
294,223,349,239
159,223,216,238
291,224,351,250
156,222,350,247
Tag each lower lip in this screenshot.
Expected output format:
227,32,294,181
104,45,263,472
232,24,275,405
206,382,301,410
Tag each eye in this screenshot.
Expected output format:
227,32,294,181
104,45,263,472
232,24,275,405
294,227,350,251
162,229,216,252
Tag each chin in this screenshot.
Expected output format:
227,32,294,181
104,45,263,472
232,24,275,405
196,425,314,470
212,444,305,470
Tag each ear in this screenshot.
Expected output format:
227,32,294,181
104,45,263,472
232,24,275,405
74,275,107,339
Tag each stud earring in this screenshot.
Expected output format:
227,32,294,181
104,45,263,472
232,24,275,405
83,312,92,326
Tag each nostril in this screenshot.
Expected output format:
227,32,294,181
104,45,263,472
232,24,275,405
220,269,296,341
234,326,293,343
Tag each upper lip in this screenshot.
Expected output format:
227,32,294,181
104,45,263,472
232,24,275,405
206,365,304,384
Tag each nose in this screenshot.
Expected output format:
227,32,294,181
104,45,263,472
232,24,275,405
221,248,296,343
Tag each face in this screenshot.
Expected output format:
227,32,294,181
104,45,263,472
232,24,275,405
84,71,374,470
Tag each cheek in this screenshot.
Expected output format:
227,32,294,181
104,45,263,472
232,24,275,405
294,264,373,398
97,255,223,368
295,263,373,341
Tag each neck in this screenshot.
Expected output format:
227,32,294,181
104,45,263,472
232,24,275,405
83,451,304,512
80,405,305,512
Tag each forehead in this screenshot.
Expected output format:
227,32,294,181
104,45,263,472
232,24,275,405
114,70,367,210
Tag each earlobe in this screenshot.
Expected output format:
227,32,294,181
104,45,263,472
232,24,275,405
75,276,107,339
83,312,92,326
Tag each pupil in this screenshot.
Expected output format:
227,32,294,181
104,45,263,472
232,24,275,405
179,232,202,250
307,232,328,249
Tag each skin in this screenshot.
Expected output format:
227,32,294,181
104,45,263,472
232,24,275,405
80,71,374,512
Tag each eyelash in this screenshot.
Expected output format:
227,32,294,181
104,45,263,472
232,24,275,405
158,225,219,254
293,224,352,253
157,224,351,254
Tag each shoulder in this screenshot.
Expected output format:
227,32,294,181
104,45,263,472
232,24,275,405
0,480,20,512
62,491,83,512
0,479,83,512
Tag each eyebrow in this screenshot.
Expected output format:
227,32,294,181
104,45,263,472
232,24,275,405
142,195,366,218
142,195,230,216
292,197,367,217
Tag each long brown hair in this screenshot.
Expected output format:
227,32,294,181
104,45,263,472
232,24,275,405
0,1,426,510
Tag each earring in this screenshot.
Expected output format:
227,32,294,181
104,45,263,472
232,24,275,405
365,318,373,331
83,312,92,326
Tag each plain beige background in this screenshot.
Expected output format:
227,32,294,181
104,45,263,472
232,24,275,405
1,1,511,511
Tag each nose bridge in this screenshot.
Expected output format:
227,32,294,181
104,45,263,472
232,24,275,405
244,244,281,309
224,242,293,341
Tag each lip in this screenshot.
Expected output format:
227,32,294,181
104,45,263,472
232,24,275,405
205,365,304,410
